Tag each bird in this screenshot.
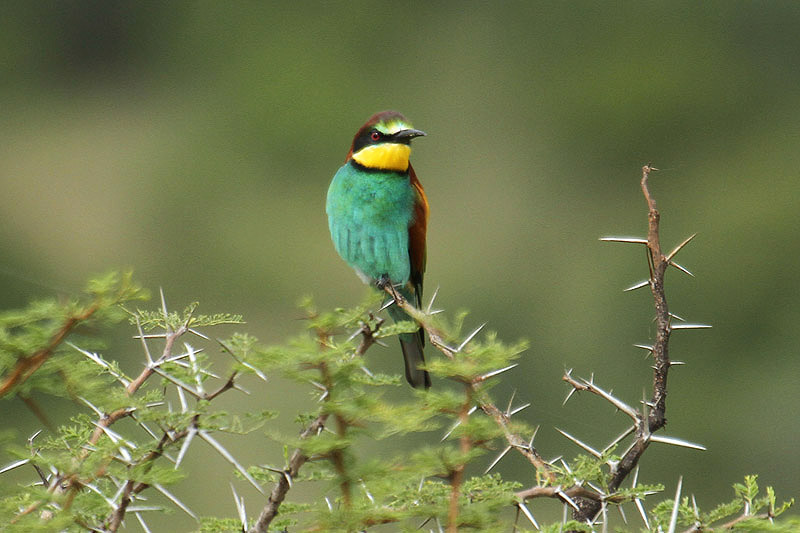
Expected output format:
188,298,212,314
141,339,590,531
326,111,431,388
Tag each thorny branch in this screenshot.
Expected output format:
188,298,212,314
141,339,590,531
0,304,100,397
247,316,380,533
382,283,554,481
11,300,241,531
247,414,328,533
569,165,681,522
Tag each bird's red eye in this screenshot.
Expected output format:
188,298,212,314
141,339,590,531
370,131,381,141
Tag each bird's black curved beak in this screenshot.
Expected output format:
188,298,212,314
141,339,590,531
392,128,427,142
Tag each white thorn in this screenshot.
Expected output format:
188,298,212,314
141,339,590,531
484,446,512,474
153,483,197,519
426,286,441,314
479,363,518,381
517,502,540,530
135,512,153,533
198,431,263,494
667,477,683,533
624,280,650,292
0,459,30,475
174,426,196,469
650,434,706,451
556,428,601,458
670,323,712,330
599,236,648,244
231,483,247,529
457,323,486,352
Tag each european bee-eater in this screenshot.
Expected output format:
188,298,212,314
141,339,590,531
326,111,430,388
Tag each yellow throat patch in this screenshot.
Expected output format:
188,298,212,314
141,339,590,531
352,143,411,172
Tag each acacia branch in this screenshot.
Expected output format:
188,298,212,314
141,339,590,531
0,304,100,397
248,316,382,533
572,164,676,522
382,284,556,483
248,414,328,533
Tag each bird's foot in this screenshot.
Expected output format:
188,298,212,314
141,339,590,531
375,274,392,290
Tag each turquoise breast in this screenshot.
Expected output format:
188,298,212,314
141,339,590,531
326,162,415,284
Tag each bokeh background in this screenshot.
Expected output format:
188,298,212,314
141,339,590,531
2,1,798,529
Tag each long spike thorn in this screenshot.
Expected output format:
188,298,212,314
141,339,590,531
508,402,531,417
667,477,683,533
586,481,606,497
602,425,636,454
556,428,602,458
133,333,168,340
0,459,30,475
670,260,694,276
457,323,486,352
127,506,163,513
150,366,203,399
360,366,374,378
232,382,251,395
153,483,197,519
633,343,654,352
361,481,375,503
379,298,396,312
187,328,210,340
477,363,518,382
241,361,268,382
624,280,650,292
441,406,476,441
649,434,706,451
670,323,712,330
505,389,517,415
517,502,540,530
198,431,264,494
185,343,205,395
159,287,169,323
484,446,512,474
70,343,132,387
79,396,105,418
666,233,697,262
562,387,577,406
231,483,247,528
578,378,639,420
84,482,115,508
324,496,332,511
691,494,700,519
346,327,362,343
528,426,540,448
670,361,686,366
634,496,650,529
555,486,580,511
426,286,440,314
131,415,159,440
174,426,196,469
559,458,573,475
28,429,44,446
374,338,389,348
134,315,154,365
135,512,153,533
617,502,628,524
429,308,445,315
177,386,188,414
669,312,686,322
599,236,648,244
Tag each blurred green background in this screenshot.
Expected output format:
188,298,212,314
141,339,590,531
2,1,798,529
